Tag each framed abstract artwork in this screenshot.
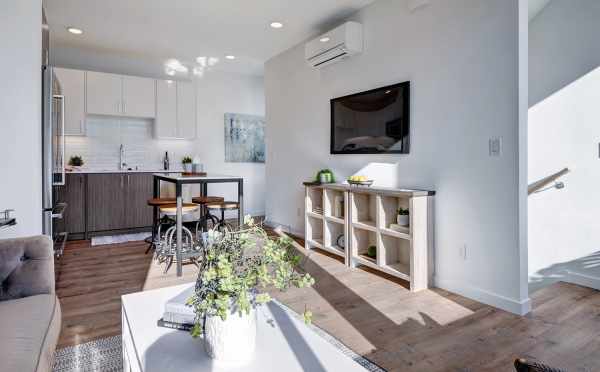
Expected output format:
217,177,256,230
224,113,265,163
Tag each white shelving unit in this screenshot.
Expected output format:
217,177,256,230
305,183,434,291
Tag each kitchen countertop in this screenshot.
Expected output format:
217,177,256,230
66,169,182,174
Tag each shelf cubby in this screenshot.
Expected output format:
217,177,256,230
324,188,346,220
305,214,324,249
379,234,411,281
323,220,346,258
351,227,378,267
351,192,378,231
378,195,410,231
306,187,324,215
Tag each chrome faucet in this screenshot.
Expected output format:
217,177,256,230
119,144,127,170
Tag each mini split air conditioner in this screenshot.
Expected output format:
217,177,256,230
305,21,363,69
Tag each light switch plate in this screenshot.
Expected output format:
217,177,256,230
489,137,502,157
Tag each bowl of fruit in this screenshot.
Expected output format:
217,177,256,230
347,175,373,187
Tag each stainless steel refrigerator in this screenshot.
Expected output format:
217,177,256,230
41,9,67,254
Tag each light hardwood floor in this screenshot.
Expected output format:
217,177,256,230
56,236,600,371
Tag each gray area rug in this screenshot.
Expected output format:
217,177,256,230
91,232,150,246
53,301,385,372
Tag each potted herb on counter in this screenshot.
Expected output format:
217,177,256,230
182,156,193,172
68,155,84,170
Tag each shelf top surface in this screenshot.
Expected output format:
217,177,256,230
306,183,435,197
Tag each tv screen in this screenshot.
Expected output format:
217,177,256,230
330,81,410,154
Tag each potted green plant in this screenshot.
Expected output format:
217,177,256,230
316,169,334,183
397,208,409,226
188,216,315,364
182,156,193,172
68,155,84,169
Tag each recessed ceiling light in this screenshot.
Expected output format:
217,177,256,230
320,37,330,43
270,22,283,29
67,27,83,35
225,55,236,60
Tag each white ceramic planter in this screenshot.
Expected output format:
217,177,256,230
397,214,409,226
204,307,257,365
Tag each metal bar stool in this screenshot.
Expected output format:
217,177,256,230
206,201,240,231
146,197,176,254
156,203,201,273
192,196,224,231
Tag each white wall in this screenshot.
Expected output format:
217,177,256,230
0,1,42,239
528,0,600,278
265,0,529,313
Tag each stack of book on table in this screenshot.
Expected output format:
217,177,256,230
157,286,195,331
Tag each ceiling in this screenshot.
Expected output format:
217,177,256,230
44,0,375,77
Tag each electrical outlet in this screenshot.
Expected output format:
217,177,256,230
489,137,502,157
297,207,302,217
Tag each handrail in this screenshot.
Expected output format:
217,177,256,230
528,167,569,195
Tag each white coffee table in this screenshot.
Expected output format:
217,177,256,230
121,284,373,372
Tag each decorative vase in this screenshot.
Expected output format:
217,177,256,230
397,214,409,226
204,306,257,365
183,163,192,172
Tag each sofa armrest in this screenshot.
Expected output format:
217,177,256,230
0,235,55,301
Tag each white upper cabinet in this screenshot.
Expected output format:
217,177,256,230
54,67,86,136
86,71,122,116
155,80,196,140
155,80,177,138
86,72,156,118
122,76,156,118
176,82,196,139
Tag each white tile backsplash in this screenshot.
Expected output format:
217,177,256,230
65,116,195,171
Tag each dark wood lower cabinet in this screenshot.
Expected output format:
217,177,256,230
54,173,86,235
124,173,154,228
87,173,127,232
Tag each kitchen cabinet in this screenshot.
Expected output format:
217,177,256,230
87,173,154,233
155,80,177,138
86,71,156,118
176,82,197,139
155,80,196,139
87,173,127,231
124,173,154,228
54,68,86,136
86,71,123,116
122,76,156,118
54,173,86,235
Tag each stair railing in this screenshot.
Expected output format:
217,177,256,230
528,168,570,195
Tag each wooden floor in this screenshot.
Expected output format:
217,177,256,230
56,236,600,372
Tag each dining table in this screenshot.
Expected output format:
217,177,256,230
152,173,244,277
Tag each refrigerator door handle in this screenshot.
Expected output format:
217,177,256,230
53,94,65,186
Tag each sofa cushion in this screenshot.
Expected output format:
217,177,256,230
0,294,61,372
0,236,55,301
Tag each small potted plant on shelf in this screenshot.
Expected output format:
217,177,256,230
397,208,409,226
316,169,334,184
182,156,193,173
187,216,315,365
68,155,84,170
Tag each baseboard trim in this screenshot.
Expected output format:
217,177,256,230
566,271,600,290
434,276,531,315
263,219,304,238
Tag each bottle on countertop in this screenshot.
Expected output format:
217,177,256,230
163,151,169,170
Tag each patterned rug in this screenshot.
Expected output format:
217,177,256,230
53,301,386,372
91,232,151,246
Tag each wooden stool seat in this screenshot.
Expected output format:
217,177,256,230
147,198,176,206
159,203,200,215
192,196,225,205
206,201,240,210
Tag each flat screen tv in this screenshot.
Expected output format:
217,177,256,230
330,81,410,154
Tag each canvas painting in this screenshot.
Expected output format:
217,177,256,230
224,113,265,163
